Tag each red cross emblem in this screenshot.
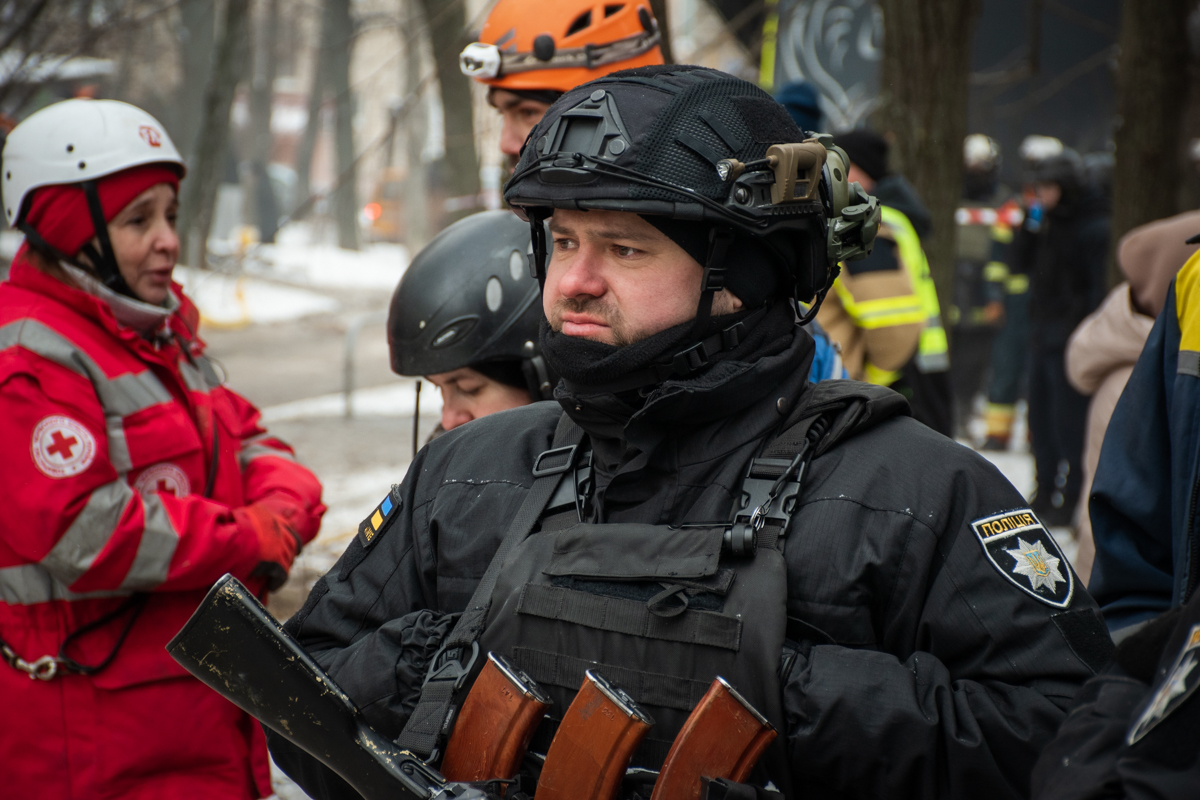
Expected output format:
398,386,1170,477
133,462,191,498
31,416,96,478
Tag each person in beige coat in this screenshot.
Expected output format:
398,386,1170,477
1066,209,1200,582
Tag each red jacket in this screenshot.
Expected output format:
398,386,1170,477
0,257,325,799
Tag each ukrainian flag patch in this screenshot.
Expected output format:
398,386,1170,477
357,488,401,549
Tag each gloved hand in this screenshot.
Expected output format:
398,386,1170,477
235,501,304,591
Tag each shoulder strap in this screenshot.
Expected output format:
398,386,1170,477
396,412,585,758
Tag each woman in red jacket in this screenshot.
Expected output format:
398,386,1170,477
0,99,326,798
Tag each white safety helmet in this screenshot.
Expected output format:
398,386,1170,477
963,134,1000,171
3,98,184,227
2,99,184,294
1018,135,1063,164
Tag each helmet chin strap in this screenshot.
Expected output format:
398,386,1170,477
17,181,133,298
77,180,133,297
690,227,733,339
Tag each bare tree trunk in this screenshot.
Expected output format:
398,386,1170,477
179,0,251,269
876,0,981,322
247,0,280,242
649,0,673,64
295,4,330,217
327,0,360,250
177,0,216,158
418,0,479,228
403,0,429,252
1109,0,1191,285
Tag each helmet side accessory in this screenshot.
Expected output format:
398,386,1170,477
504,68,879,389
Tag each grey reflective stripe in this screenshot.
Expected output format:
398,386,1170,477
178,359,209,393
0,318,172,416
239,434,295,469
1179,350,1200,377
516,584,743,652
39,480,134,585
119,493,179,591
915,350,951,373
106,419,133,474
0,563,131,605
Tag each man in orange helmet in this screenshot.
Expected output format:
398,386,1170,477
460,0,664,169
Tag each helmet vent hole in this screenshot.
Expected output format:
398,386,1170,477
4,171,9,179
833,168,842,181
78,161,86,169
638,6,653,31
566,10,591,36
66,144,74,152
605,4,624,17
486,276,503,312
509,250,525,281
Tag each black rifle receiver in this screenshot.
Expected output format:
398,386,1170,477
166,574,480,800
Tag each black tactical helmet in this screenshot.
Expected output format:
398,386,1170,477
503,65,879,315
387,211,554,400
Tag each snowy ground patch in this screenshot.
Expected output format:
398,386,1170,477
176,267,338,327
260,378,443,422
238,227,409,290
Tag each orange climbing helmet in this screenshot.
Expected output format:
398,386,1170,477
460,0,664,94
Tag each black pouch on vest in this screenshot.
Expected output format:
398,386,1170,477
476,518,793,796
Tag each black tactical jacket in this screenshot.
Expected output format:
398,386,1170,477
276,320,1110,800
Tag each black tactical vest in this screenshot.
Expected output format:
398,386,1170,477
397,381,909,797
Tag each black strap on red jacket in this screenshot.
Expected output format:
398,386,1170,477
395,413,585,759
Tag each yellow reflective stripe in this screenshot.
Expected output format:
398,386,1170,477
1175,250,1200,352
879,206,946,356
921,323,948,354
1006,273,1029,294
983,261,1009,282
990,223,1014,244
863,361,901,386
833,279,925,328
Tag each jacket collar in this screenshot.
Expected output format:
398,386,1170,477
7,255,203,356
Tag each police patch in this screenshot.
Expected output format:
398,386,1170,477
357,487,402,549
1127,623,1200,745
972,508,1074,608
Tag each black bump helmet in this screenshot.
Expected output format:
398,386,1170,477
387,211,555,399
503,65,879,314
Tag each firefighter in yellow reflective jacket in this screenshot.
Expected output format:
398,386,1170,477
832,130,953,436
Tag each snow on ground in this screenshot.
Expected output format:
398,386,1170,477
236,224,410,290
176,266,338,327
261,378,443,423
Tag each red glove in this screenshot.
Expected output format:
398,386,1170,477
235,501,304,591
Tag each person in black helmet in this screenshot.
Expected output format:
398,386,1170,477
388,210,556,434
272,67,1107,800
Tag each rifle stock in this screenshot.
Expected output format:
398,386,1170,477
536,670,655,800
441,652,551,782
650,677,777,800
166,575,473,800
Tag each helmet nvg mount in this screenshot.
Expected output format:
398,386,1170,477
388,210,555,401
460,0,664,93
504,67,880,316
2,98,185,295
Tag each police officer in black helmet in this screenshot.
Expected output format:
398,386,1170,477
273,67,1110,799
389,210,556,435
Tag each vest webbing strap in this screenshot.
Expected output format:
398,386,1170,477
510,647,712,713
516,584,743,651
395,413,585,758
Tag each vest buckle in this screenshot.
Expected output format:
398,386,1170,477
423,640,480,693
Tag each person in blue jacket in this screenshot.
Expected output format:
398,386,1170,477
1090,242,1200,637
